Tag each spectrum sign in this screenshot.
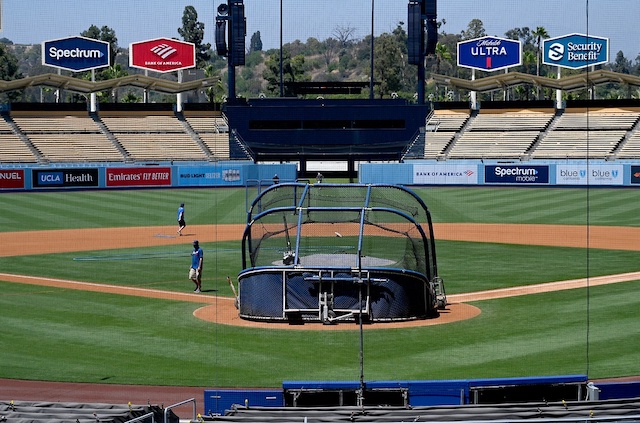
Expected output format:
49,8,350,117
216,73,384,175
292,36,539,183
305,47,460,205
129,37,196,73
42,36,110,72
457,36,521,72
543,33,609,69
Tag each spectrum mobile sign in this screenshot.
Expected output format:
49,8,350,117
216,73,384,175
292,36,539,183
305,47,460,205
129,37,196,73
42,36,110,72
457,36,521,71
543,33,609,69
485,165,549,185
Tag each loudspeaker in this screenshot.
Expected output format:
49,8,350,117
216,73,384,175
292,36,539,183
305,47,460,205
230,2,246,66
423,0,437,18
215,19,227,57
407,2,423,65
425,18,437,55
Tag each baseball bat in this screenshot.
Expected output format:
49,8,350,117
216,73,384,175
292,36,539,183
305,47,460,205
227,276,239,309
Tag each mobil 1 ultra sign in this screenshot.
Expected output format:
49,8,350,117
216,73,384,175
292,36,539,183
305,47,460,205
457,36,521,72
543,33,609,69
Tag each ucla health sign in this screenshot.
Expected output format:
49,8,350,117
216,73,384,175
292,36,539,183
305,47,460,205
457,36,521,71
32,169,99,188
42,36,110,71
543,33,609,69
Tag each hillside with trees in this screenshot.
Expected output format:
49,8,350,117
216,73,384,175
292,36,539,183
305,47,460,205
0,6,638,104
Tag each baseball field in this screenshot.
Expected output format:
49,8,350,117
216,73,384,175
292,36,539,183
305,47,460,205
1,185,640,390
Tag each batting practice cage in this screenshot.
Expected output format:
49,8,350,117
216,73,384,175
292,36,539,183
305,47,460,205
238,183,446,324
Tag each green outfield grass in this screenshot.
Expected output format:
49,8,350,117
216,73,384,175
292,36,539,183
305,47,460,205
1,186,640,387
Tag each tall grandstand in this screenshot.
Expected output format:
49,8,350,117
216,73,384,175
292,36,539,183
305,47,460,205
412,100,640,162
0,105,232,165
2,100,640,168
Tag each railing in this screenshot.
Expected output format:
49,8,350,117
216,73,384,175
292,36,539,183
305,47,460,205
124,411,155,423
164,398,196,423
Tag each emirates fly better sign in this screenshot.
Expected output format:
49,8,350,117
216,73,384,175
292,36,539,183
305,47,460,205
457,36,522,72
129,37,196,73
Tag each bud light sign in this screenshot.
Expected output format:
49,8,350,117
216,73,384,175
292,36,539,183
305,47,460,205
42,36,110,72
485,165,549,184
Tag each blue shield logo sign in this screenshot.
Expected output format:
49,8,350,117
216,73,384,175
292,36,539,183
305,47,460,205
457,36,522,72
42,36,110,72
543,33,609,69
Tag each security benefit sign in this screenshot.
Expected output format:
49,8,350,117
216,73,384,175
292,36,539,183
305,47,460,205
485,165,549,185
32,169,99,189
457,36,522,72
42,36,110,72
543,33,609,69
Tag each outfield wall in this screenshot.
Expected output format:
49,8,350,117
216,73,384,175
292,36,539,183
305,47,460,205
4,160,640,191
0,162,297,191
360,160,640,187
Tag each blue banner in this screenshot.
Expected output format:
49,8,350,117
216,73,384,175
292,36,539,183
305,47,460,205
42,36,110,72
484,165,549,184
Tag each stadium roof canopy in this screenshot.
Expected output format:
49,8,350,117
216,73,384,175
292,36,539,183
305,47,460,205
0,69,638,96
431,69,640,93
0,73,221,95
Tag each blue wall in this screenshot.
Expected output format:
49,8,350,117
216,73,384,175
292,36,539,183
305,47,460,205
360,161,638,187
0,162,298,191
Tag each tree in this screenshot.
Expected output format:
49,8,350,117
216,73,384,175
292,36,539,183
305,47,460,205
102,64,128,103
203,64,225,102
434,43,452,99
262,50,307,96
461,19,486,40
333,25,357,47
532,26,549,99
81,25,119,67
611,51,632,74
249,31,263,52
373,33,404,98
178,6,212,67
0,43,23,101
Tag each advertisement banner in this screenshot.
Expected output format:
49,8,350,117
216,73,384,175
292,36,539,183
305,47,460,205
32,169,99,188
42,36,110,72
413,164,478,185
129,37,196,73
106,167,171,187
0,169,25,189
485,165,549,184
556,164,623,185
543,33,609,69
177,166,243,186
457,36,522,71
631,166,640,185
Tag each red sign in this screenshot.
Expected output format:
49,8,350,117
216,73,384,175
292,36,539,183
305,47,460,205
129,38,196,73
106,167,172,187
0,169,25,189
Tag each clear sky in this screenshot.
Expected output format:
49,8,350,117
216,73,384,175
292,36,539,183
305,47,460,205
1,0,638,60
